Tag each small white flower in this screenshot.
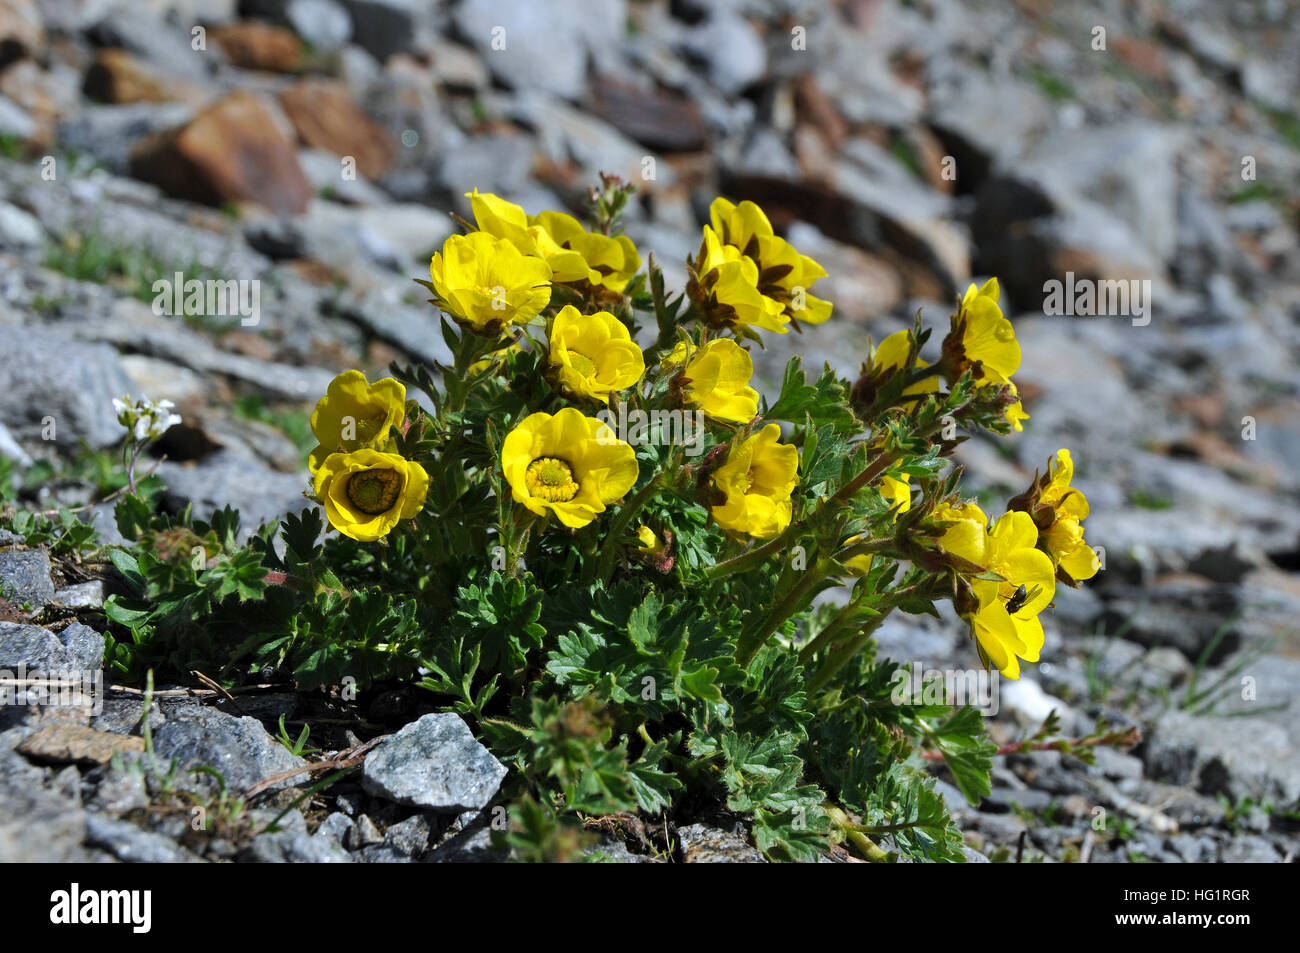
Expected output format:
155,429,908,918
115,395,182,443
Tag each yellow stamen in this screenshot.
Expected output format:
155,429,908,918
526,456,579,503
346,468,402,515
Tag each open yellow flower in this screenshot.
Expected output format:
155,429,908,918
940,279,1027,431
548,306,644,403
956,510,1056,680
689,227,788,335
710,423,799,538
466,190,640,293
309,370,406,472
313,448,429,542
665,338,759,425
1039,449,1098,582
532,210,641,293
932,500,991,568
946,278,1020,378
501,407,639,528
875,329,942,402
708,198,832,326
429,230,552,334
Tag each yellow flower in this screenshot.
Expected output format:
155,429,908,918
313,448,429,542
636,525,665,555
665,338,759,425
309,370,406,472
941,279,1027,431
948,509,1055,680
708,198,832,326
466,190,641,293
547,305,644,403
710,423,799,539
690,226,788,335
533,210,641,293
1039,449,1098,582
932,500,991,570
429,230,552,333
501,407,639,528
948,278,1020,378
872,330,942,402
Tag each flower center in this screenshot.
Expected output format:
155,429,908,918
737,468,755,494
346,467,402,515
353,410,389,444
526,456,579,503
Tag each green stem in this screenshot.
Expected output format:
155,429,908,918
798,588,872,663
826,806,893,862
735,556,828,668
705,446,900,584
806,608,895,694
593,475,663,586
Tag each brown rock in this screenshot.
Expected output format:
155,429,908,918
0,58,79,124
278,78,395,181
0,0,43,67
83,49,173,105
18,724,145,766
130,91,312,216
211,21,302,73
589,75,708,153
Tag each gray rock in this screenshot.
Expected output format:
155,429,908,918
1098,581,1240,664
244,828,352,862
676,823,766,863
286,0,353,51
157,451,312,539
151,707,309,795
1218,836,1283,864
682,12,766,95
0,95,36,139
0,328,132,450
509,90,673,187
0,758,85,862
57,622,105,674
84,813,201,863
91,698,164,736
54,581,104,609
55,103,196,175
339,0,432,61
384,813,431,856
355,843,413,862
0,549,55,608
361,713,507,813
0,422,33,469
312,811,353,848
1164,834,1217,863
962,846,991,863
0,622,69,671
432,133,536,198
454,0,626,100
344,812,384,850
425,822,508,863
87,765,150,814
1144,709,1300,804
589,835,656,863
982,787,1054,814
0,201,44,249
